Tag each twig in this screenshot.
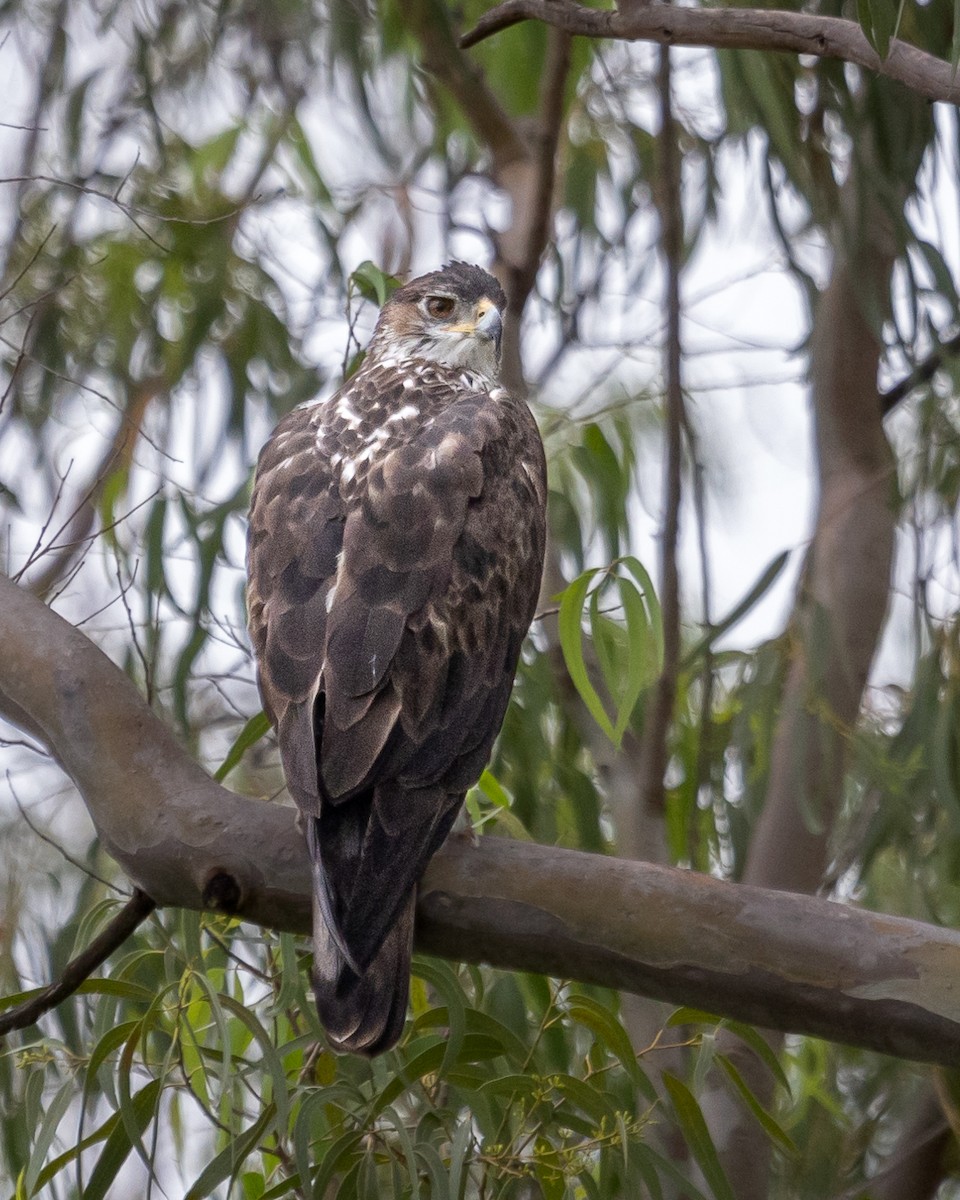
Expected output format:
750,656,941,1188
0,309,36,414
686,442,714,868
638,46,684,817
407,2,571,392
13,459,73,583
0,223,57,303
114,557,155,705
0,330,173,456
20,403,164,597
407,0,527,172
7,771,118,892
1,174,270,248
882,328,960,414
459,0,960,105
0,890,156,1036
520,26,571,303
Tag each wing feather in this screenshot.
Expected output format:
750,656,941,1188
248,354,547,1051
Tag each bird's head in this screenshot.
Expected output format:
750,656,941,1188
367,262,506,381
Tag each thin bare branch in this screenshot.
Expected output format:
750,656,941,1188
0,890,155,1037
406,0,528,170
460,0,960,105
882,328,960,414
0,224,57,303
638,47,684,817
21,390,165,596
6,771,117,892
1,174,270,246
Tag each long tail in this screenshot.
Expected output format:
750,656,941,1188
310,888,414,1055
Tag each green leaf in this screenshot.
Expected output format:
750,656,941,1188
84,1020,142,1101
83,1079,163,1200
286,117,332,203
716,1054,798,1158
259,1174,303,1200
184,1104,276,1199
565,996,655,1100
619,556,664,671
371,1034,505,1117
416,1001,529,1062
350,260,401,307
614,573,657,740
863,0,895,58
410,957,466,1077
23,1079,75,1196
589,588,624,703
76,977,157,1003
682,550,790,668
558,568,615,741
662,1074,736,1200
953,0,960,70
291,1091,331,1191
377,1106,423,1200
447,1116,474,1200
214,710,272,781
218,993,293,1130
638,1143,711,1200
311,1130,365,1199
478,768,510,809
413,1143,451,1200
30,1107,129,1194
717,1019,792,1095
551,1072,619,1126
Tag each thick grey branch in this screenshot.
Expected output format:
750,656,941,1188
1,573,960,1064
461,0,960,106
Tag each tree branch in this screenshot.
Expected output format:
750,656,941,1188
407,0,528,172
407,1,570,394
882,328,960,415
0,889,156,1036
1,576,960,1063
638,46,683,818
460,0,960,106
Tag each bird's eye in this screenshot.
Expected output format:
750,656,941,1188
424,295,456,319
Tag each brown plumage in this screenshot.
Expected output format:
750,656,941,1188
246,263,546,1054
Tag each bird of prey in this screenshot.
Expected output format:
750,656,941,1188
246,262,547,1054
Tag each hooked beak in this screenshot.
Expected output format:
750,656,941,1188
474,297,503,357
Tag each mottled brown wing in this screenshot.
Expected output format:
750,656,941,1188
248,365,546,980
246,402,345,817
315,383,546,969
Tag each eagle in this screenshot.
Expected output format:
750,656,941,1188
246,262,547,1055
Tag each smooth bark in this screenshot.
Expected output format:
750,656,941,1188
461,0,960,105
1,575,960,1065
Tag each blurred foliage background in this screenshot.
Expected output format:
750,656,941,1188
1,0,960,1196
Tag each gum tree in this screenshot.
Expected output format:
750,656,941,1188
1,1,959,1196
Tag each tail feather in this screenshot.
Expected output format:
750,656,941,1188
311,890,413,1055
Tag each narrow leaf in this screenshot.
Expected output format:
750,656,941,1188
662,1074,736,1200
682,550,790,668
558,569,615,741
716,1054,798,1158
614,574,656,741
214,710,271,781
619,556,664,669
83,1079,163,1200
24,1080,75,1196
566,996,655,1100
184,1105,276,1199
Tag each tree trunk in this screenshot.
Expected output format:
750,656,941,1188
703,238,898,1198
